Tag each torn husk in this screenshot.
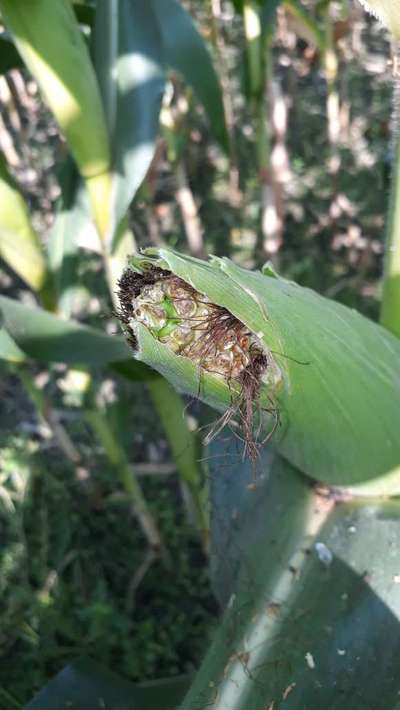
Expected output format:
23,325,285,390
117,255,283,459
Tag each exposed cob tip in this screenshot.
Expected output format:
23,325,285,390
117,264,279,461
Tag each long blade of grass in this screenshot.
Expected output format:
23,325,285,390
94,0,166,235
0,295,154,382
0,153,50,301
148,378,209,546
0,0,113,239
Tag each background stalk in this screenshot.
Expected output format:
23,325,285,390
207,0,241,206
12,363,81,465
243,0,263,100
323,1,341,173
380,78,400,337
148,379,209,550
85,407,165,555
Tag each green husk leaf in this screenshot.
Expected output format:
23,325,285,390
121,248,400,494
0,295,154,381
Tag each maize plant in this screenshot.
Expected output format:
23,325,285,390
1,0,400,708
114,246,400,709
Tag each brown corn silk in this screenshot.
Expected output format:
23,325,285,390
118,267,277,460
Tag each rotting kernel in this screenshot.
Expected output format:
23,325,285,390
126,274,267,381
117,265,281,463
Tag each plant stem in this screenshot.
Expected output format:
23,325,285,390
381,79,400,337
13,364,81,464
175,160,205,259
207,0,241,206
323,1,340,175
147,379,209,550
85,408,165,553
246,9,284,259
243,0,263,99
260,37,285,258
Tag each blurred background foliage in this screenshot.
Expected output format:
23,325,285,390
0,0,395,706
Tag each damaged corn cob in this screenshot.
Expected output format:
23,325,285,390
118,267,267,382
117,260,280,461
116,248,400,494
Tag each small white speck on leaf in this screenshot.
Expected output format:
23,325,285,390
393,575,400,584
315,542,333,565
282,682,296,700
348,525,357,533
305,652,316,669
337,649,346,656
227,593,236,609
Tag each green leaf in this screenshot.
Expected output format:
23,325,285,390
26,658,191,710
123,249,400,494
0,328,26,363
0,295,152,380
0,153,49,294
151,0,228,151
260,0,283,32
0,0,113,238
148,378,208,536
283,0,326,50
94,0,166,233
182,451,400,710
47,159,86,318
0,5,95,75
